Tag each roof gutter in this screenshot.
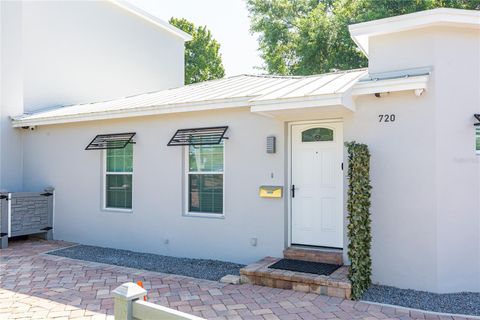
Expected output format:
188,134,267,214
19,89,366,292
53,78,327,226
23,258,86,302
352,75,429,96
250,93,355,113
12,97,251,128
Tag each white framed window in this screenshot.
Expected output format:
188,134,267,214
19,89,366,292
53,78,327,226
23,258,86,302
185,142,224,216
104,143,133,211
476,128,480,155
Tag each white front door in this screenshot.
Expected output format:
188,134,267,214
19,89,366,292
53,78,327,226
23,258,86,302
291,122,343,248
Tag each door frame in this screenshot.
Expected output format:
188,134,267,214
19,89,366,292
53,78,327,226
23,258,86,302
287,118,345,248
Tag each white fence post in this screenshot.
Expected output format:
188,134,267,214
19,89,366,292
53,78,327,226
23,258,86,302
113,282,206,320
112,282,147,320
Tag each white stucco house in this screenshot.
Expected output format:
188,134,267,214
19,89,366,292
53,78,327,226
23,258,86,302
2,1,480,295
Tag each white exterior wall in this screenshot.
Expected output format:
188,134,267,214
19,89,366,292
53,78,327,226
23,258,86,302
362,26,480,292
0,1,24,191
346,92,438,291
433,27,480,293
22,109,286,263
22,1,185,111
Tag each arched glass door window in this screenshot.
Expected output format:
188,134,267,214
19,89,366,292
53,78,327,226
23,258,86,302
301,127,334,142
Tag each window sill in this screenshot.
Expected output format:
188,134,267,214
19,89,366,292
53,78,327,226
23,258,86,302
183,212,225,219
102,207,133,214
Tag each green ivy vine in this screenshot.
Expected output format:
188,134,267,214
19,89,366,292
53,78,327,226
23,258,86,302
345,141,372,300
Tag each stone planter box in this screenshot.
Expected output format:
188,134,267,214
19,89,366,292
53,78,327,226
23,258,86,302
0,188,54,248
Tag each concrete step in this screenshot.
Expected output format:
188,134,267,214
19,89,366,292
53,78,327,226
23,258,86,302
283,246,343,265
240,257,351,299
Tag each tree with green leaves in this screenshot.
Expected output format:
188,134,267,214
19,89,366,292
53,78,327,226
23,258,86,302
170,18,225,84
247,0,480,75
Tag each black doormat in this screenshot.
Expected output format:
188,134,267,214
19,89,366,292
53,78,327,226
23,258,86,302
269,259,341,276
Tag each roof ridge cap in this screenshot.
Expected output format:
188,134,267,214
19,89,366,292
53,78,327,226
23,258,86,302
238,68,367,79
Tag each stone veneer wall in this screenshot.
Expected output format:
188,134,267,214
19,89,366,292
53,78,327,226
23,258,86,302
10,194,49,235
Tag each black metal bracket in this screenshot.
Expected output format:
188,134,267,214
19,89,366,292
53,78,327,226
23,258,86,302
0,233,7,237
40,192,53,197
0,195,8,200
475,114,480,126
41,227,53,231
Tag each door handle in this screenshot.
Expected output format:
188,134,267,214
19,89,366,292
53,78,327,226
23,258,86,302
291,184,296,198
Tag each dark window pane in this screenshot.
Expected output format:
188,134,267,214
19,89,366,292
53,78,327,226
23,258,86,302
189,174,223,214
106,174,132,209
476,128,480,152
189,143,224,172
107,143,133,172
302,128,334,142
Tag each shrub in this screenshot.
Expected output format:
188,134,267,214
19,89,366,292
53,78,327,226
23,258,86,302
345,141,372,300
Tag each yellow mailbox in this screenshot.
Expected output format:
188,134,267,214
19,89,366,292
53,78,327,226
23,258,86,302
259,186,283,198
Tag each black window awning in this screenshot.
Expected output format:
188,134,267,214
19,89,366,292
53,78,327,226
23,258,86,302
167,126,228,146
85,132,136,150
475,114,480,126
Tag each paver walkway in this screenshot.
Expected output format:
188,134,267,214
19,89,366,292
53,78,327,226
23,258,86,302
0,239,476,320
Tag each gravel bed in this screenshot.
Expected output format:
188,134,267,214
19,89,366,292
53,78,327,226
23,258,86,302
47,245,244,281
362,285,480,316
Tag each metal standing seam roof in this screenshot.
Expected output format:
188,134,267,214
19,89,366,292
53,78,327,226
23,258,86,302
11,69,368,127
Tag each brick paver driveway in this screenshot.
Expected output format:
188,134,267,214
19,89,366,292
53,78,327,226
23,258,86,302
0,239,475,320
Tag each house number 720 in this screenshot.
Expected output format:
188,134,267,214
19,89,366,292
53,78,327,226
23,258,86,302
378,114,396,122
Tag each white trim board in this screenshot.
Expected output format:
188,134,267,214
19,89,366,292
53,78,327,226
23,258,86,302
352,75,429,96
109,0,192,41
349,8,480,56
12,100,251,128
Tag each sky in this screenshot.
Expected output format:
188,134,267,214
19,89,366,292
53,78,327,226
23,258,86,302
128,0,264,76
